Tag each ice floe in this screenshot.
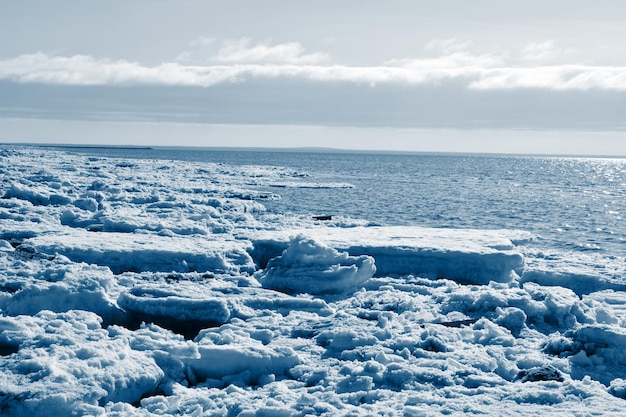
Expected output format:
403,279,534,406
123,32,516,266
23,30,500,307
521,248,626,295
250,226,527,284
26,228,255,275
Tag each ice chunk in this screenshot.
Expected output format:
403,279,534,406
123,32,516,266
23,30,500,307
3,183,71,206
256,235,376,295
0,251,124,325
570,325,626,384
0,311,163,415
250,226,525,284
584,290,626,325
118,285,231,337
188,326,300,385
522,250,626,296
609,378,626,398
109,323,201,384
26,229,255,275
0,240,13,251
115,273,334,337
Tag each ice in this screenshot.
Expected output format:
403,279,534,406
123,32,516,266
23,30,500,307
521,249,626,296
269,181,354,189
2,145,626,416
189,325,301,385
584,290,626,324
0,310,164,416
3,182,72,207
26,228,255,275
0,250,125,325
257,235,376,294
250,226,526,284
118,285,232,332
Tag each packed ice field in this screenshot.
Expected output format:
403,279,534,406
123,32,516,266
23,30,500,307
1,145,626,416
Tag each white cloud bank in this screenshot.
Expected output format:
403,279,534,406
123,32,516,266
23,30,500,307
2,39,626,91
176,38,329,65
214,38,330,64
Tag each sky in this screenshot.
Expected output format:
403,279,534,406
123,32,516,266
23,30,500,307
2,0,626,155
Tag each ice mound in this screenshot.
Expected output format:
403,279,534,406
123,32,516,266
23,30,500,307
250,226,525,285
545,324,626,385
0,200,62,242
188,322,301,385
256,235,376,295
3,182,71,206
118,285,231,337
584,290,626,325
107,322,202,387
0,310,163,416
115,272,334,337
522,249,626,296
0,250,124,324
26,229,255,275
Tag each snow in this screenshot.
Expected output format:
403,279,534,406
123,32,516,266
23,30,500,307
1,145,626,416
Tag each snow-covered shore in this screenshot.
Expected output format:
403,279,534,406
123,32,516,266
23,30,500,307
1,146,626,416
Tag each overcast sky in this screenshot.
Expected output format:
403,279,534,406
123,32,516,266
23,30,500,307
2,1,626,155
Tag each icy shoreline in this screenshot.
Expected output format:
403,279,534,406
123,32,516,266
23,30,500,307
1,146,626,416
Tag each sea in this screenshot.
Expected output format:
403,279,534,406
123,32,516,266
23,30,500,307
53,146,626,260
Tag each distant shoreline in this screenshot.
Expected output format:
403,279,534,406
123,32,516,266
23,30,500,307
35,144,154,150
1,142,625,160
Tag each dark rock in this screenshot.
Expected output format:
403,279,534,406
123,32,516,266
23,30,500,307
517,365,564,383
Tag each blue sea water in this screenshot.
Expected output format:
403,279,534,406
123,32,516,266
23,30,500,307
57,146,626,259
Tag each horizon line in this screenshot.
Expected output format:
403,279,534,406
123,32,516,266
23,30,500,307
3,142,626,160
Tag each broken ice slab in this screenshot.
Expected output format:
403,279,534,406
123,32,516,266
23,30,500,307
25,229,255,275
248,226,528,284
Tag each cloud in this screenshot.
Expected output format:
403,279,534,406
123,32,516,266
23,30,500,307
520,40,575,62
469,65,626,90
214,38,330,64
385,51,505,71
175,37,330,65
2,46,626,91
0,53,240,86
